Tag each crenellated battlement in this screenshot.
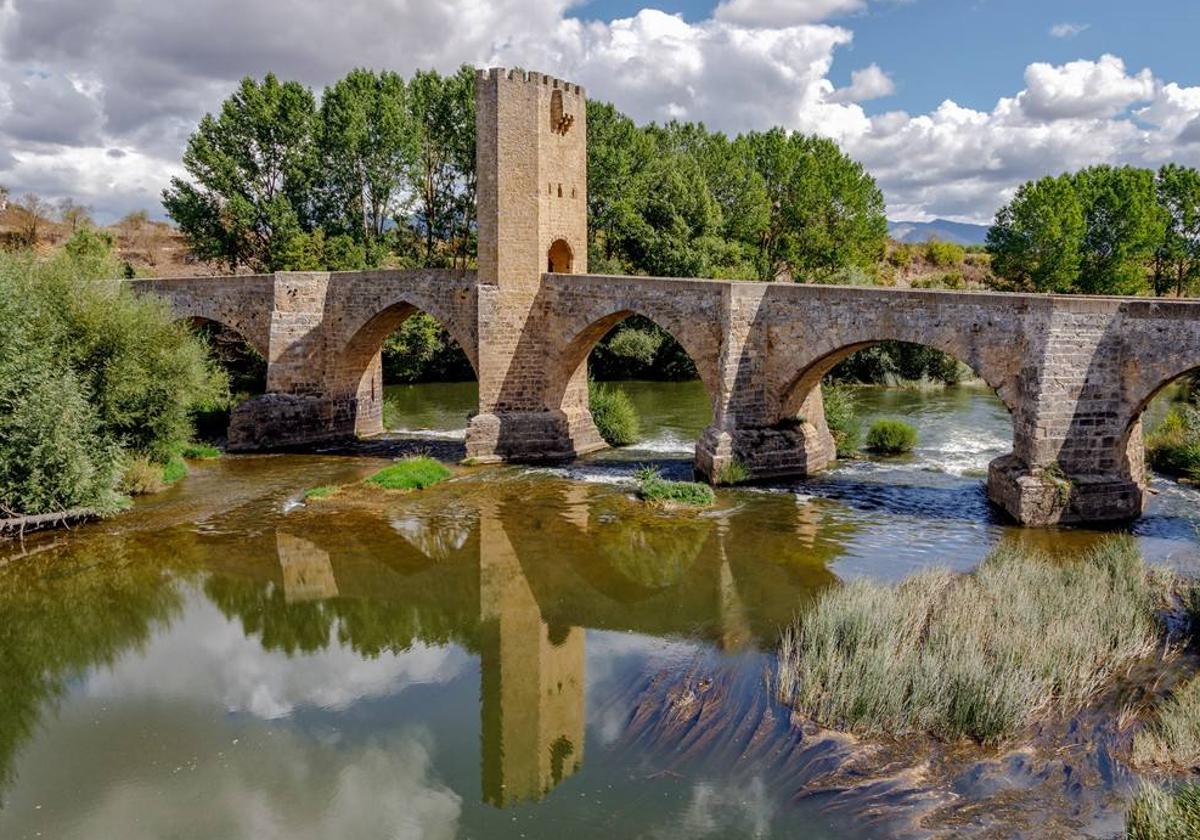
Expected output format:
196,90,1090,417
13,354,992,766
478,66,584,97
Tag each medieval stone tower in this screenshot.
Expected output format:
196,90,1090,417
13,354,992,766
466,68,604,462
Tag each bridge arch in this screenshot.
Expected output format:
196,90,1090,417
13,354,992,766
172,304,270,359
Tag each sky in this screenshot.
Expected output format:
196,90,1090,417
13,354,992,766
2,0,1199,225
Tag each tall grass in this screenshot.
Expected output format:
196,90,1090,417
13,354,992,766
589,381,640,446
635,466,715,507
1145,404,1200,481
778,537,1160,744
822,384,861,457
1126,783,1200,839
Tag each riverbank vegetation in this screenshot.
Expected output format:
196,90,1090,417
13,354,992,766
589,381,640,446
822,385,862,457
1126,783,1200,839
365,456,452,491
1145,403,1200,481
777,537,1161,744
0,243,225,519
635,467,715,508
865,419,919,454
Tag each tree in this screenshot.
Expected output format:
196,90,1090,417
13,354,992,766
1072,165,1166,295
405,67,475,267
585,100,654,269
163,74,319,272
56,198,93,233
987,174,1085,293
13,193,52,247
1154,164,1200,296
317,68,417,259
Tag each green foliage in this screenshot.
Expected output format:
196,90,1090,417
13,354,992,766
381,312,474,383
1145,404,1200,480
1074,165,1167,295
161,455,188,484
607,325,663,366
778,537,1160,743
180,443,221,460
0,249,224,515
1154,163,1200,296
588,317,697,381
866,418,918,454
118,457,166,496
1126,783,1200,839
635,467,715,507
365,456,452,490
588,381,640,447
988,174,1085,293
714,460,750,486
923,240,966,268
303,485,338,500
830,341,968,387
822,384,861,457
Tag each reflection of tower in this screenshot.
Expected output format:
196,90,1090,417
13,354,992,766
479,503,585,806
276,532,339,603
715,520,753,652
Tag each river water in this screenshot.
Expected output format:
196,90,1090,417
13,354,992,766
2,380,1198,839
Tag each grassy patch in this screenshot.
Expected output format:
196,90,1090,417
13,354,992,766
1145,404,1200,481
778,536,1160,744
365,456,451,491
161,455,188,484
1126,782,1200,839
865,418,918,454
1133,674,1200,769
118,456,167,496
180,442,221,460
823,384,861,457
636,466,715,507
714,459,750,486
589,381,640,447
303,485,339,501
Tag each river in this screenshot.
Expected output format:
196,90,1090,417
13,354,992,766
1,380,1198,839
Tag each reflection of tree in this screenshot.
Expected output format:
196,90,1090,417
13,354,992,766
0,545,184,800
591,498,712,590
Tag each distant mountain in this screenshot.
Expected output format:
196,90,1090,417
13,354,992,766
888,219,990,246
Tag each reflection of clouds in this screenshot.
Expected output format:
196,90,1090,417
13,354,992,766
584,630,704,747
674,778,775,839
390,509,473,561
61,729,461,840
85,592,468,719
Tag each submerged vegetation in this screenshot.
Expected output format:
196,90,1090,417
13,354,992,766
635,467,715,508
589,380,641,446
778,537,1161,744
0,245,225,518
365,456,452,491
865,418,919,454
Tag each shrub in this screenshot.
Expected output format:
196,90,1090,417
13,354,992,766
304,485,338,500
607,327,662,367
365,456,452,491
822,384,861,457
635,466,715,507
866,418,918,454
924,240,966,268
161,455,188,484
1126,783,1200,839
778,537,1160,744
118,457,166,497
180,442,221,460
1145,404,1200,481
589,381,640,447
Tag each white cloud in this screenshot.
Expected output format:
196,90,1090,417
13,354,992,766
829,63,895,103
714,0,866,27
1018,54,1154,120
1049,22,1089,38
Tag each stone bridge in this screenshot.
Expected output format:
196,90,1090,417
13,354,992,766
134,67,1200,527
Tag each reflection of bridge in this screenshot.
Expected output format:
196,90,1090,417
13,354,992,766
251,482,836,806
134,68,1200,525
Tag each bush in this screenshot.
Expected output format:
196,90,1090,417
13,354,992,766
1145,404,1200,481
1126,783,1200,839
635,466,715,507
0,248,224,515
822,384,861,457
866,418,918,454
589,381,640,446
161,455,188,484
924,240,966,268
365,456,451,491
118,457,166,497
778,537,1160,744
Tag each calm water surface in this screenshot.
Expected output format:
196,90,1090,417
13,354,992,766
2,380,1199,839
